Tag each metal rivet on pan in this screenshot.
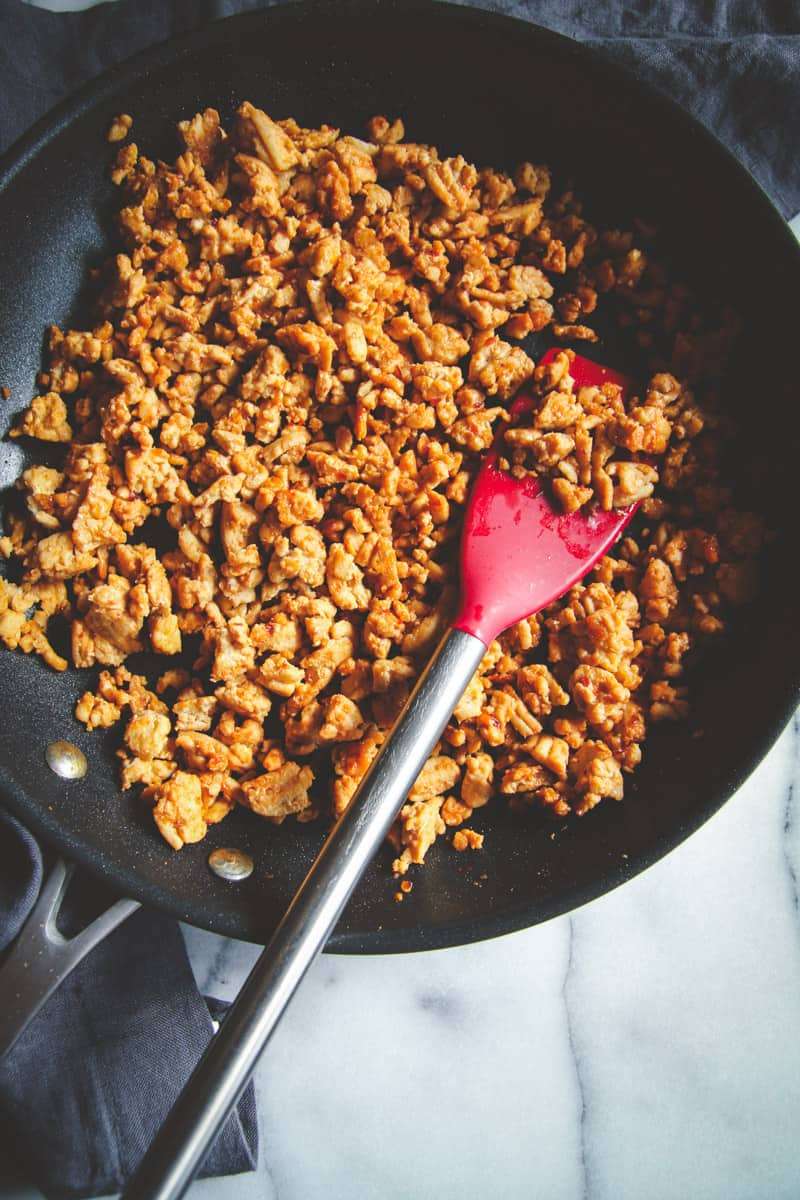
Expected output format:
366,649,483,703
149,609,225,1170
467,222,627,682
45,740,88,780
208,847,254,882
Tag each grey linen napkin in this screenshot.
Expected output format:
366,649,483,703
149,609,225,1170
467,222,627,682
0,808,258,1199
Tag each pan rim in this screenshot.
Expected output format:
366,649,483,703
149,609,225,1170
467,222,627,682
1,0,799,953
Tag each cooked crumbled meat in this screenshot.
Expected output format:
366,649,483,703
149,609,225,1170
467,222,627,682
552,323,598,342
0,104,761,874
240,762,314,821
125,710,172,759
468,336,534,400
503,352,673,512
392,794,446,875
76,690,122,730
152,771,207,850
570,741,624,814
12,392,72,442
453,828,484,852
107,113,133,143
461,753,493,809
409,755,460,801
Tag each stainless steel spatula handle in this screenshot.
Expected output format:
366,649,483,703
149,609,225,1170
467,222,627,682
124,627,485,1200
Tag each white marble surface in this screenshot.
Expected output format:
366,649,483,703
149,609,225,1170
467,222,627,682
5,9,800,1193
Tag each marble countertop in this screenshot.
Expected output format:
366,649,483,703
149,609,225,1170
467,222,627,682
2,5,798,1188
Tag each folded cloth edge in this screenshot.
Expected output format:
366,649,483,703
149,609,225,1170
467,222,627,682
0,864,258,1200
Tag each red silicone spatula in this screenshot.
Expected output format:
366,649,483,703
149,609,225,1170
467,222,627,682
125,350,636,1200
456,350,635,643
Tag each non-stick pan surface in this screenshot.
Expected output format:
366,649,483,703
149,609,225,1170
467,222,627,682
1,0,798,952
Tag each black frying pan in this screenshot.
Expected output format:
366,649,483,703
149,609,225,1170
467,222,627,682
1,0,799,957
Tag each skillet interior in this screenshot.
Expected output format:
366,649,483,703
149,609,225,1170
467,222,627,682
0,0,798,952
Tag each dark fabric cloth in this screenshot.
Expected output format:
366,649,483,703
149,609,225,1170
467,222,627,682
0,882,258,1199
0,808,43,953
0,0,798,214
0,807,256,1198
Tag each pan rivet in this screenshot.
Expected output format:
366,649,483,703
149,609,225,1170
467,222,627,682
45,740,88,780
208,847,254,882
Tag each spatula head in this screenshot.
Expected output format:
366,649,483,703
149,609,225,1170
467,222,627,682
452,351,635,646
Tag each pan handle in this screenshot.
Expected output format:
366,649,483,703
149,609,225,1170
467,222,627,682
0,858,139,1059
